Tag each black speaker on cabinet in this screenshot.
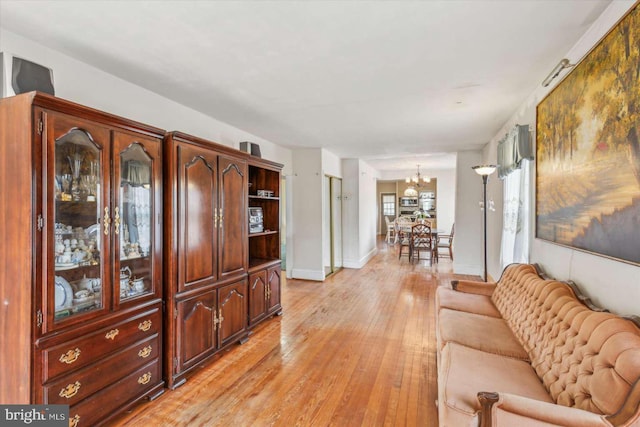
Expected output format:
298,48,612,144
1,52,55,98
239,141,262,158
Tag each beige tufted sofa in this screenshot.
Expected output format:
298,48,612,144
435,263,640,427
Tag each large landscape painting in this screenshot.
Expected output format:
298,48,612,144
536,4,640,265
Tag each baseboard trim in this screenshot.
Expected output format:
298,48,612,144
291,269,325,281
452,263,482,276
343,247,378,269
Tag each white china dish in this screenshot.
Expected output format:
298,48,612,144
55,276,74,309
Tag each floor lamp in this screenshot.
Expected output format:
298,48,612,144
472,164,497,282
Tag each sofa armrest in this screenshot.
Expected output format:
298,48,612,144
478,392,616,427
451,279,496,296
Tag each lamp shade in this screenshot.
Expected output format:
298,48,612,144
472,165,497,176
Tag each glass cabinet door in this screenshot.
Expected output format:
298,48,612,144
51,121,110,326
113,132,161,304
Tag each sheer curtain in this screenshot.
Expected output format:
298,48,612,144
498,124,533,268
500,161,530,268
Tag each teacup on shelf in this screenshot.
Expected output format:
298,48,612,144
75,290,90,299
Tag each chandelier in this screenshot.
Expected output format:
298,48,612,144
405,164,430,187
404,164,430,197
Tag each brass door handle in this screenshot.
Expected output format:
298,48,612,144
114,206,120,235
103,207,111,235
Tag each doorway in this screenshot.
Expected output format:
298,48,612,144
380,192,397,240
324,175,343,277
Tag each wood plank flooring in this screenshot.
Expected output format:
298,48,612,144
110,239,477,427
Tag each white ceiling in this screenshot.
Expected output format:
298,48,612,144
0,0,611,172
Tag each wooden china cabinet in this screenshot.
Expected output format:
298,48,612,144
163,132,250,389
0,92,164,426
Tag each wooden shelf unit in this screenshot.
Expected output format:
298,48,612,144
247,160,283,328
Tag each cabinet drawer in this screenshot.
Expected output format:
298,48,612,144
67,359,161,427
44,335,159,405
42,308,160,382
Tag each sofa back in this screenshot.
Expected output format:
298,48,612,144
491,264,640,416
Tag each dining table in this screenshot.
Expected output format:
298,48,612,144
394,221,443,261
394,221,443,243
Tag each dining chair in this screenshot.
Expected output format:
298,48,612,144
437,223,454,260
397,227,412,260
410,223,434,263
384,216,396,244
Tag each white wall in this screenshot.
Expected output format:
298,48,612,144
342,159,379,268
454,151,484,276
435,169,456,236
480,142,503,282
358,160,379,263
322,149,342,178
291,149,324,280
0,30,293,174
342,159,360,267
482,0,640,315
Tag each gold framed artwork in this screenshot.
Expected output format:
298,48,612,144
536,3,640,265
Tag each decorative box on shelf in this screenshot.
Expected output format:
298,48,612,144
257,189,274,197
249,207,264,234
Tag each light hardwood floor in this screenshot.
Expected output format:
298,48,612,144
111,239,476,426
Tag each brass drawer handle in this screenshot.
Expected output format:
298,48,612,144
138,320,152,332
70,414,80,427
105,329,119,340
59,348,81,364
138,345,152,358
137,372,152,385
59,381,81,399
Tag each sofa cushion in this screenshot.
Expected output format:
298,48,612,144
436,286,501,318
438,309,529,361
502,280,577,357
530,301,640,416
439,342,553,427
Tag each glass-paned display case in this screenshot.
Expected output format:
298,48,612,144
117,143,153,301
53,128,105,321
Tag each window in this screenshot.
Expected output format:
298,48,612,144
382,194,395,216
500,160,531,268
